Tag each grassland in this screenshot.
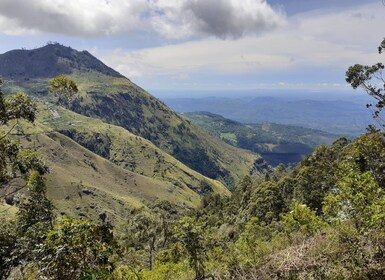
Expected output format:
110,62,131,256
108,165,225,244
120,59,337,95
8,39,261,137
1,118,217,227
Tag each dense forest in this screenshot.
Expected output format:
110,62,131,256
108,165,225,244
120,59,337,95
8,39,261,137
1,38,385,279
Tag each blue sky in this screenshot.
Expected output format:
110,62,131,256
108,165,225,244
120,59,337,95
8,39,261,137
0,0,383,95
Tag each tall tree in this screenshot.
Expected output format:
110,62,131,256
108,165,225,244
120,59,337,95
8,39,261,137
346,38,385,129
0,79,38,191
0,79,51,279
175,216,207,280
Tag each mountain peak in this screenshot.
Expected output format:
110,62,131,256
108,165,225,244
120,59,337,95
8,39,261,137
0,43,124,80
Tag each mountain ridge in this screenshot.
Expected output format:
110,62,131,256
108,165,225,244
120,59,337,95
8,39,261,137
183,111,339,166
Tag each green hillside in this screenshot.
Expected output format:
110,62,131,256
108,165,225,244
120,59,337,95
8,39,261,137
183,111,339,166
0,43,260,187
1,120,209,224
37,104,229,197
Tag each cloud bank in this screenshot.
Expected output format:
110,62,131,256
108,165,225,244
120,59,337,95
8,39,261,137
0,0,285,39
101,2,384,89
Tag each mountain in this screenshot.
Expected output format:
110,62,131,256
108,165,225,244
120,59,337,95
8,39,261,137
0,43,260,224
182,112,339,166
0,43,261,188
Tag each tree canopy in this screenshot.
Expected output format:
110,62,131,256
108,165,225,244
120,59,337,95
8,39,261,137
48,75,78,105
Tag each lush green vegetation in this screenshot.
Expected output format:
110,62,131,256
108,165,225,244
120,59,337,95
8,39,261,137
183,111,338,166
4,127,385,279
2,40,385,279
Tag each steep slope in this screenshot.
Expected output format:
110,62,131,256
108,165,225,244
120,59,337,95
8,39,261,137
2,119,224,226
37,104,228,196
183,111,339,166
0,43,260,187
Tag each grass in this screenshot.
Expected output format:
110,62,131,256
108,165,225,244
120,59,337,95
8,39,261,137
4,65,261,189
220,132,238,144
36,103,229,197
7,119,207,227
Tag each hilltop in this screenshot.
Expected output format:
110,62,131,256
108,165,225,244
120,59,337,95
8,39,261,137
0,43,123,80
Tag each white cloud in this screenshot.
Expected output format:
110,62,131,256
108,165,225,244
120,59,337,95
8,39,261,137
101,2,384,87
0,0,148,36
0,0,284,38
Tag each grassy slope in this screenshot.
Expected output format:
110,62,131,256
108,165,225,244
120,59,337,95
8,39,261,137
67,71,260,187
4,71,259,188
36,104,229,196
1,120,216,226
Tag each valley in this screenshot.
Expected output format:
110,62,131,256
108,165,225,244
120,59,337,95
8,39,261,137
0,36,384,279
182,111,339,166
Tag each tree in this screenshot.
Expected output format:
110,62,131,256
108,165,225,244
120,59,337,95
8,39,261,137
346,38,385,128
123,210,161,270
0,79,51,279
17,171,53,232
49,75,78,105
37,218,115,279
175,216,207,280
323,161,385,232
0,79,39,191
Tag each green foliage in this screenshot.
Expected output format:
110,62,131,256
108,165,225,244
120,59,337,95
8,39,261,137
139,262,193,280
0,78,38,185
49,74,78,105
175,216,207,280
4,92,36,124
235,218,286,268
17,171,54,231
0,221,17,279
0,79,36,125
281,202,325,236
323,161,385,232
1,171,53,278
238,180,284,224
14,150,49,177
38,218,115,279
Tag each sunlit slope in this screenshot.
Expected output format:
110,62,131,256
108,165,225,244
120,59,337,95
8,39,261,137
36,104,229,196
0,44,260,187
12,121,211,225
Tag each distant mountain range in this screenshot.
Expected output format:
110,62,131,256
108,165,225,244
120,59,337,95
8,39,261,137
182,112,339,166
163,95,374,136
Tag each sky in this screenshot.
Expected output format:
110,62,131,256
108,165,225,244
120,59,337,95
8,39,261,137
0,0,384,96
